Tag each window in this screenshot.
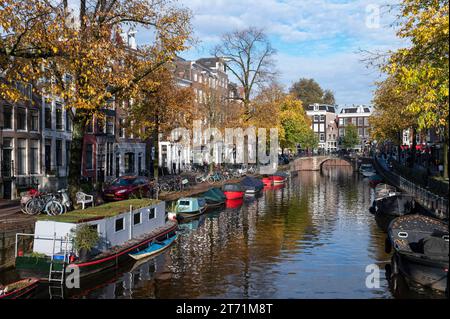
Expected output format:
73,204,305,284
314,115,319,122
193,73,197,82
115,218,124,232
17,108,26,130
364,117,369,126
30,110,39,131
148,208,155,220
86,144,93,170
45,102,52,129
17,139,26,175
56,139,62,167
358,117,364,126
364,128,369,137
45,139,52,173
89,224,98,233
106,116,114,135
3,106,13,129
319,133,325,142
29,140,39,174
56,105,63,130
119,119,125,138
133,212,141,225
320,115,325,122
339,128,345,136
66,113,72,131
339,118,343,126
16,82,32,100
358,128,364,137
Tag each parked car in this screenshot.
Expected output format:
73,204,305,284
103,176,151,201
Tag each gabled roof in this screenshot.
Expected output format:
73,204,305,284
306,103,336,113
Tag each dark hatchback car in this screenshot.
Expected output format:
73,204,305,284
103,176,151,201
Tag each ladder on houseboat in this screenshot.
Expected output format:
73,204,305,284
48,233,70,299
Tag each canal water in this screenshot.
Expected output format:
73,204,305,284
0,167,442,298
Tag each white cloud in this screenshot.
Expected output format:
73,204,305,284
170,0,407,104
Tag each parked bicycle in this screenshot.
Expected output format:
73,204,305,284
21,189,72,216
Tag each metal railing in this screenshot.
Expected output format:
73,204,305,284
15,233,73,258
374,156,448,219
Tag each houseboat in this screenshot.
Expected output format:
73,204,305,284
15,199,177,281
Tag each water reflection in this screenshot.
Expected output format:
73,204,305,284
22,168,444,298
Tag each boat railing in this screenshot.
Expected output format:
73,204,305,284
14,233,73,259
374,156,448,219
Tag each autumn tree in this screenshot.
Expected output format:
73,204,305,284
383,0,449,177
213,27,277,121
0,0,192,189
126,66,194,180
370,76,419,164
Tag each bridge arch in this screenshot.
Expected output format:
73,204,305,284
290,156,355,171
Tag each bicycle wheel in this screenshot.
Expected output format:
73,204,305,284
45,201,64,216
25,198,44,215
160,183,171,193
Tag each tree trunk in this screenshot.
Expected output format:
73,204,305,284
397,130,402,163
153,127,159,182
68,113,87,197
410,127,417,168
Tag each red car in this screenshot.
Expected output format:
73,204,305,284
103,176,151,201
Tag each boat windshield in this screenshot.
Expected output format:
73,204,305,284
179,200,190,206
111,178,136,186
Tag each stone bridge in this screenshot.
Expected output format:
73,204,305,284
290,156,357,171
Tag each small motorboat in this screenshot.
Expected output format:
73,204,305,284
223,183,245,200
0,278,39,299
169,197,207,219
240,176,264,195
128,232,177,260
262,176,273,185
273,172,288,184
374,183,398,201
386,214,449,293
202,187,226,207
369,184,401,214
359,163,375,177
225,198,244,209
371,193,420,232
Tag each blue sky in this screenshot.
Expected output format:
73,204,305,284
136,0,407,105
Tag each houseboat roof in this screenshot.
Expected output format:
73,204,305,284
37,199,160,224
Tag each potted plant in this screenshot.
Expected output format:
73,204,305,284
71,224,99,262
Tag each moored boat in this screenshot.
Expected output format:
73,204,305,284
371,194,421,231
225,198,244,209
240,176,264,195
201,187,226,207
0,278,39,299
223,183,245,200
273,172,288,184
128,232,177,260
15,199,177,280
386,214,449,293
170,197,207,219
